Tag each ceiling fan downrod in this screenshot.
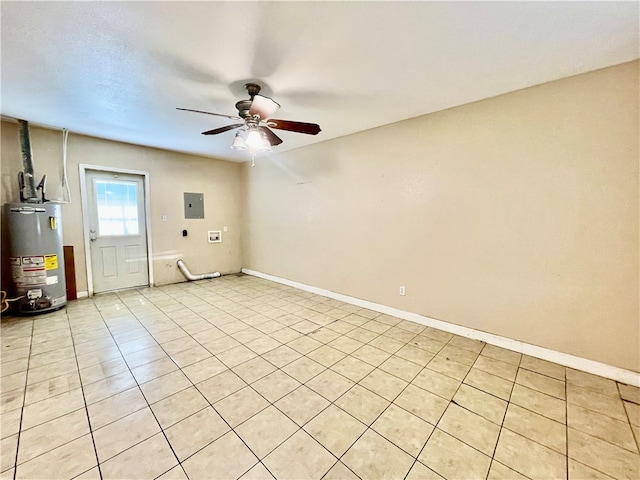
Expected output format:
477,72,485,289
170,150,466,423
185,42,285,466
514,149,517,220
244,83,262,98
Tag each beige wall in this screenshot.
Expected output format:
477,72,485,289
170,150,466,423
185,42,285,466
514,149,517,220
242,61,639,372
1,125,243,291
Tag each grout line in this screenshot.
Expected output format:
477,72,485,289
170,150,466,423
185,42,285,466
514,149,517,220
68,312,105,480
486,349,525,479
10,317,34,480
91,291,183,471
361,335,454,477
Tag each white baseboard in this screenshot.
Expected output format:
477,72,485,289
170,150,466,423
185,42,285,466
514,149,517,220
242,268,640,387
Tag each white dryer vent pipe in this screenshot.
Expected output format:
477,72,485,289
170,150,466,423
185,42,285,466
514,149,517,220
177,259,221,281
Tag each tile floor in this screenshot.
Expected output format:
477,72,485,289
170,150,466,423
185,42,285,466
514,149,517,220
1,274,639,479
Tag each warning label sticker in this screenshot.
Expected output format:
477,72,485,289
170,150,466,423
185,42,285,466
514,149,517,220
10,255,56,286
22,256,44,266
14,266,47,286
44,255,58,270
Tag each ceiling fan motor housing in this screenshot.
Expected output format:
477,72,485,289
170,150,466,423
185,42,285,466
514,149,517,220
235,99,253,119
236,83,263,118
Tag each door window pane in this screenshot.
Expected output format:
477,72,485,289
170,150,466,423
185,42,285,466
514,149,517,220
95,180,139,236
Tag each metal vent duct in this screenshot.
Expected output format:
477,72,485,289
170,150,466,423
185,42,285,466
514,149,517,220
18,120,38,202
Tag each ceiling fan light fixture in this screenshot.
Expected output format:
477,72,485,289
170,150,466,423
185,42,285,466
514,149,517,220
245,129,263,150
230,131,247,150
246,128,271,152
257,130,272,152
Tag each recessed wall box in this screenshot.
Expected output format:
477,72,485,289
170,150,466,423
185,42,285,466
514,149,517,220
208,230,222,243
184,193,204,219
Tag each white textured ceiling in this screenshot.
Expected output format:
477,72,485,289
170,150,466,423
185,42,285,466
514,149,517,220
2,1,638,162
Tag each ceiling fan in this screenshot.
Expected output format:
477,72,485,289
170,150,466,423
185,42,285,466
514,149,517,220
177,83,321,163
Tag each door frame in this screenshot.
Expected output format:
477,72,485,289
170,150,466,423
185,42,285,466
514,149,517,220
79,164,154,296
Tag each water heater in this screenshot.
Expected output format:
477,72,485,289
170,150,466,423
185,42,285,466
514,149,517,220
5,203,67,313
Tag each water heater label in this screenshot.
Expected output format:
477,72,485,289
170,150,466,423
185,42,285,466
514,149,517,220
10,256,48,286
44,255,58,270
22,256,44,265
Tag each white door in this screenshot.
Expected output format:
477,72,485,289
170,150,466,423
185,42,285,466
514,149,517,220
85,170,149,293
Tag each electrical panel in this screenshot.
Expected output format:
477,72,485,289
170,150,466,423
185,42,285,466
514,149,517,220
184,192,204,219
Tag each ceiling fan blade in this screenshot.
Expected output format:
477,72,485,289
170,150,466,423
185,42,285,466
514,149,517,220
267,119,321,135
202,124,244,135
258,126,283,146
249,95,280,119
177,108,241,120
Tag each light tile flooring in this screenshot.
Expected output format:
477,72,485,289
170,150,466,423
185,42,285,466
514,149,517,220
1,274,639,479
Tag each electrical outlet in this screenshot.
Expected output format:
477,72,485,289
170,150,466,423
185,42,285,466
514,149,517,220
223,226,228,232
162,214,168,222
399,286,406,296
